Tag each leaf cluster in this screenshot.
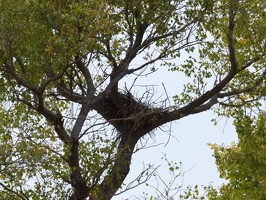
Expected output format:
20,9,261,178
208,113,266,199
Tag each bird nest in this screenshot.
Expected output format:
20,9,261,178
104,90,165,133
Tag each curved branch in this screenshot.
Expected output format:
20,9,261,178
75,55,96,99
159,6,239,120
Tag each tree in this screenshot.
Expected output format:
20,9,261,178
0,0,266,199
208,113,266,200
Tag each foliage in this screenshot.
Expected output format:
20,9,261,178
130,154,209,200
0,0,266,199
208,113,266,200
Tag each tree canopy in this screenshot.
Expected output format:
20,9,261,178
0,0,266,199
208,113,266,199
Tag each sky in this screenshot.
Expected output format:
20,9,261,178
115,112,238,199
111,64,239,199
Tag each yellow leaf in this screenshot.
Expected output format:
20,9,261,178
51,134,56,142
46,45,53,55
113,39,118,48
35,183,41,190
239,38,248,44
71,166,77,172
89,192,98,198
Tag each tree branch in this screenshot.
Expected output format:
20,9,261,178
75,56,96,99
0,182,29,200
218,68,266,98
3,63,39,94
227,3,238,71
97,135,137,200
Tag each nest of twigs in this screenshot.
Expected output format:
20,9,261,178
103,90,164,134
